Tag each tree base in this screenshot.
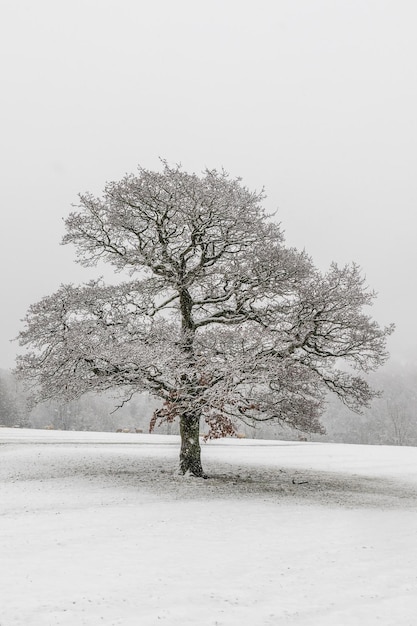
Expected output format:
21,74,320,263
180,466,209,479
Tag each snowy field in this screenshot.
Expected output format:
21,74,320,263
1,428,417,625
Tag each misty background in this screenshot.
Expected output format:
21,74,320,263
1,1,416,439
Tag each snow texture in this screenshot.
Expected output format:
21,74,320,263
1,428,417,625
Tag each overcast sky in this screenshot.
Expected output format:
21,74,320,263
1,0,416,369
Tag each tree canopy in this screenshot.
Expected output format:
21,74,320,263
16,162,394,476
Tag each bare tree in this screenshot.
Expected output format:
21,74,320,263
15,162,393,476
386,400,413,446
0,370,29,427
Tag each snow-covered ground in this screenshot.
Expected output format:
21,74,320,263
1,428,417,625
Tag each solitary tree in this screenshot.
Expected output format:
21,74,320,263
16,162,393,476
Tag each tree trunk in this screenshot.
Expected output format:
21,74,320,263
179,413,207,478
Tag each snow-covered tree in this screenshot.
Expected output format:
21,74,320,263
0,371,27,427
0,376,17,426
16,162,393,476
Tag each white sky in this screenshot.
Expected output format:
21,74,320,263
1,0,416,369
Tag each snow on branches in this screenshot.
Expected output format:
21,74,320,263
16,162,393,472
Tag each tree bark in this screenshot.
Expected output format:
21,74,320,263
179,413,207,478
177,285,207,476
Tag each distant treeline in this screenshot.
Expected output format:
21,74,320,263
1,362,416,445
0,368,161,434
